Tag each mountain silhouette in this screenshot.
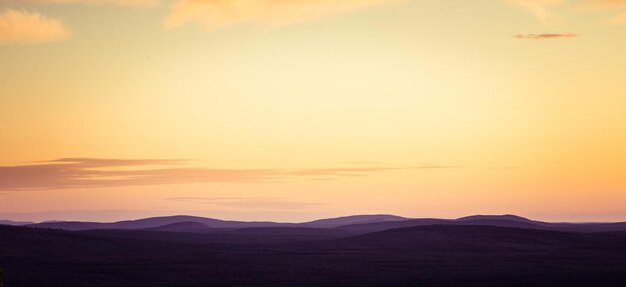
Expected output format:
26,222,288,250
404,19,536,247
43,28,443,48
336,218,450,233
0,220,33,226
27,215,294,230
455,214,535,223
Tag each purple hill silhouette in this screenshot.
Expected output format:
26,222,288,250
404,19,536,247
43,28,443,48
26,221,105,230
144,221,210,232
336,214,626,233
300,214,407,228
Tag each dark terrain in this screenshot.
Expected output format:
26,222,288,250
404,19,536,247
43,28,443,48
1,215,626,286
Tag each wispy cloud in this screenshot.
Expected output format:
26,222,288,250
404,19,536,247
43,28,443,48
503,0,626,25
0,158,460,191
610,11,626,22
0,9,70,45
580,0,626,9
163,0,404,30
4,0,158,7
166,197,323,210
514,33,578,39
579,0,626,23
508,0,565,22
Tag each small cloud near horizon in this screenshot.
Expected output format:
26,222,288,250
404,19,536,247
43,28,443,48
609,11,626,23
0,9,70,45
166,197,324,211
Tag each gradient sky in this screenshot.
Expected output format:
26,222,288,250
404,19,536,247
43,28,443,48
1,0,626,223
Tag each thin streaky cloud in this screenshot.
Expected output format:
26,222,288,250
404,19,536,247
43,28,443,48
0,158,461,191
44,158,188,167
610,11,626,22
514,33,578,39
345,162,381,165
2,0,159,7
488,166,522,170
508,0,565,22
163,0,405,30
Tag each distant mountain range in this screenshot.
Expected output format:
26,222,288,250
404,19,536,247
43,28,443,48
16,214,408,231
10,214,626,234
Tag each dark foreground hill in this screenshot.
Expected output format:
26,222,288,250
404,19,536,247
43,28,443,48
2,224,626,287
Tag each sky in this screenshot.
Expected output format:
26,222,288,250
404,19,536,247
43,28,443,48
1,0,626,223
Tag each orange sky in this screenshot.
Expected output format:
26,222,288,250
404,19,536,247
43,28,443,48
1,0,626,222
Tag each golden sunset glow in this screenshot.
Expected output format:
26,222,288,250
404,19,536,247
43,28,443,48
1,0,626,223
